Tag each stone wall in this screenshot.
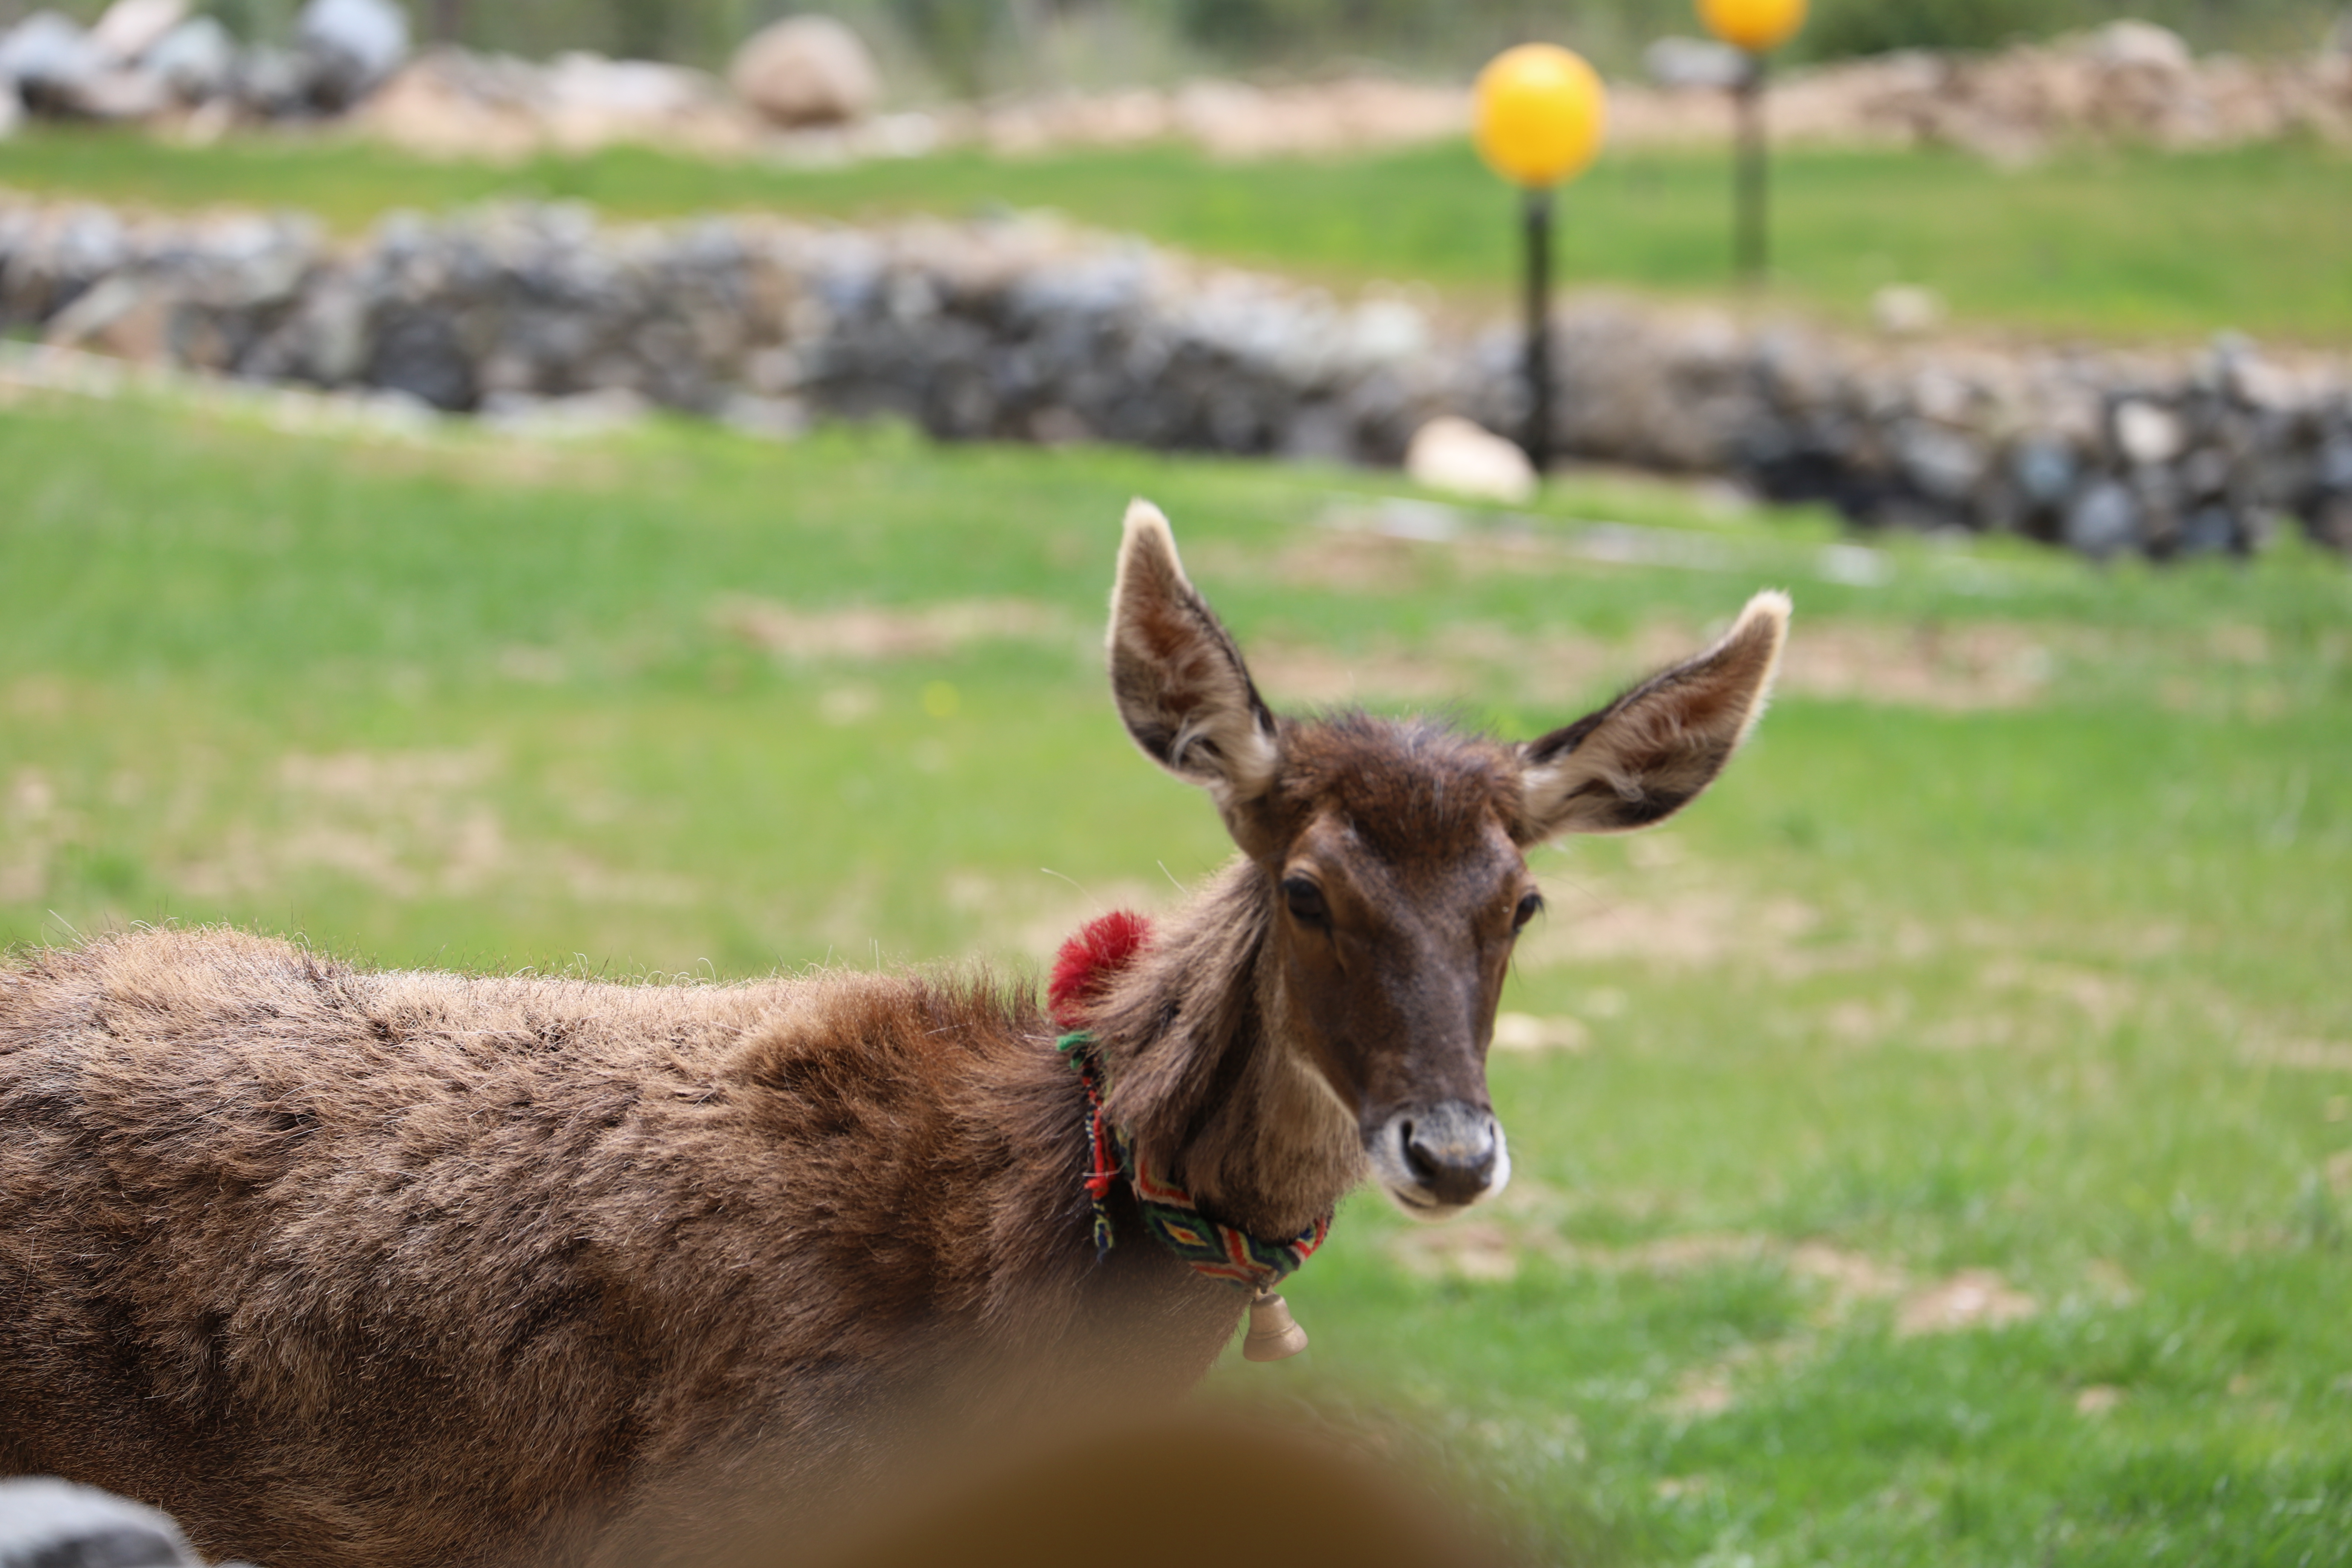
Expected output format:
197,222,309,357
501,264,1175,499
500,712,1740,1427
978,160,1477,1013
1459,308,2352,557
5,196,2347,559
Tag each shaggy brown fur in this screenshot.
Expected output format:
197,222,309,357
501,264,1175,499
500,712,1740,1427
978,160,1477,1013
0,931,1253,1565
0,502,1788,1568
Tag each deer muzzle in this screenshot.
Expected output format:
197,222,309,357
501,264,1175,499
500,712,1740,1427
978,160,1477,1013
1369,1100,1510,1219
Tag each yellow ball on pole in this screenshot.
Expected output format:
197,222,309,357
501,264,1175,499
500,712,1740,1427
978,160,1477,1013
1698,0,1808,54
1472,43,1607,479
1472,44,1608,190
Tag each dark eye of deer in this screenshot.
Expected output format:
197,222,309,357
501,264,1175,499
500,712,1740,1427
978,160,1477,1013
1512,892,1545,931
1283,876,1331,928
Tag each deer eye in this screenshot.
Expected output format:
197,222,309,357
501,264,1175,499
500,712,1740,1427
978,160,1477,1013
1282,876,1331,928
1512,892,1545,931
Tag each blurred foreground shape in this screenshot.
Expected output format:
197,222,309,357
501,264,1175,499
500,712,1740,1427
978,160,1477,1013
0,1478,214,1568
696,1411,1518,1568
0,1414,1513,1568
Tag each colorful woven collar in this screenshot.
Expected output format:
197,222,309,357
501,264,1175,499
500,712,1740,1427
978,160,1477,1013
1048,912,1332,1295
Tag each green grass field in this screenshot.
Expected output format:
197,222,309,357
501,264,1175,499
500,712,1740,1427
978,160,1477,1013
4,379,2349,1563
6,128,2350,343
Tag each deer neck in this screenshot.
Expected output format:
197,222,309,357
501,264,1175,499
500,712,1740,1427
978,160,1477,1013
1092,859,1365,1242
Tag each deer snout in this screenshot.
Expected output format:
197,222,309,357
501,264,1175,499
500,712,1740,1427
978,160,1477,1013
1370,1100,1510,1220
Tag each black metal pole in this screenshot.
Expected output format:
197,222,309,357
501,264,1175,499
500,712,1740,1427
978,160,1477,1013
1522,187,1553,476
1734,53,1768,287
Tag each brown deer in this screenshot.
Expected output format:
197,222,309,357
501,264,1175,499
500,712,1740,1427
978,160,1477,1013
0,501,1788,1568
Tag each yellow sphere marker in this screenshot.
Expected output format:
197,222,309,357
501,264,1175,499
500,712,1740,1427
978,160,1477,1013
1698,0,1808,54
1472,43,1608,190
1472,43,1608,479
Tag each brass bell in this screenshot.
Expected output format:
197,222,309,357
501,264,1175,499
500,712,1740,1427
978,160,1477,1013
1242,1288,1309,1362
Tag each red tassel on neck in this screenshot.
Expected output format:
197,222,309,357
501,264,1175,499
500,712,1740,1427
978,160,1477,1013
1048,910,1154,1031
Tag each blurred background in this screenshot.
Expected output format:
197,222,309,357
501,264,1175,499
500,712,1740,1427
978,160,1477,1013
3,0,2349,1563
1,0,2346,93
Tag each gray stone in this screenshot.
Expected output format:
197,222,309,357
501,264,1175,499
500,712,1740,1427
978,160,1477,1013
2129,462,2185,552
298,0,407,110
2113,398,2184,464
2083,18,2194,72
0,1477,204,1568
1346,299,1428,365
88,0,187,64
0,13,103,103
61,66,170,119
1894,420,1985,502
2178,505,2239,554
1406,415,1536,501
2313,494,2352,551
2180,446,2232,499
234,45,311,116
2065,480,2141,557
1644,35,1748,89
2317,435,2352,491
368,306,474,409
295,275,371,382
2009,436,2078,506
145,17,234,103
729,15,878,129
1278,401,1356,464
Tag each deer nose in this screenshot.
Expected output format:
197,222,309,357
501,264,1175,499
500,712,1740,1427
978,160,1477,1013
1398,1101,1502,1207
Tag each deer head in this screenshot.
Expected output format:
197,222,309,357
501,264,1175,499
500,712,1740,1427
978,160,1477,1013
1108,501,1788,1222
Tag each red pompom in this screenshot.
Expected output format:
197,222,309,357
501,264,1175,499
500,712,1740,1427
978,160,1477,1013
1048,910,1154,1031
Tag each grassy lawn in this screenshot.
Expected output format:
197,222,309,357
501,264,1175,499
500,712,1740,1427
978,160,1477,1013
4,383,2350,1563
5,128,2350,343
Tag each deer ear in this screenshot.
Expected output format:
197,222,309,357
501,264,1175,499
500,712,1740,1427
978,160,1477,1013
1108,499,1282,804
1516,591,1790,840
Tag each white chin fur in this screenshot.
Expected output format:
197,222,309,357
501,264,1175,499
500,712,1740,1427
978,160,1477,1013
1368,1121,1511,1223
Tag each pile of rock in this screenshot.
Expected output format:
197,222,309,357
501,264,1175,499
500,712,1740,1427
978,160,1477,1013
345,15,2346,167
0,0,408,130
0,2,907,156
341,59,1455,166
349,15,900,162
0,199,1442,454
351,47,758,161
969,75,1467,160
9,8,2344,165
727,15,878,129
1622,20,2352,159
3,196,2346,559
954,18,2352,167
956,23,2352,165
1456,302,2352,555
